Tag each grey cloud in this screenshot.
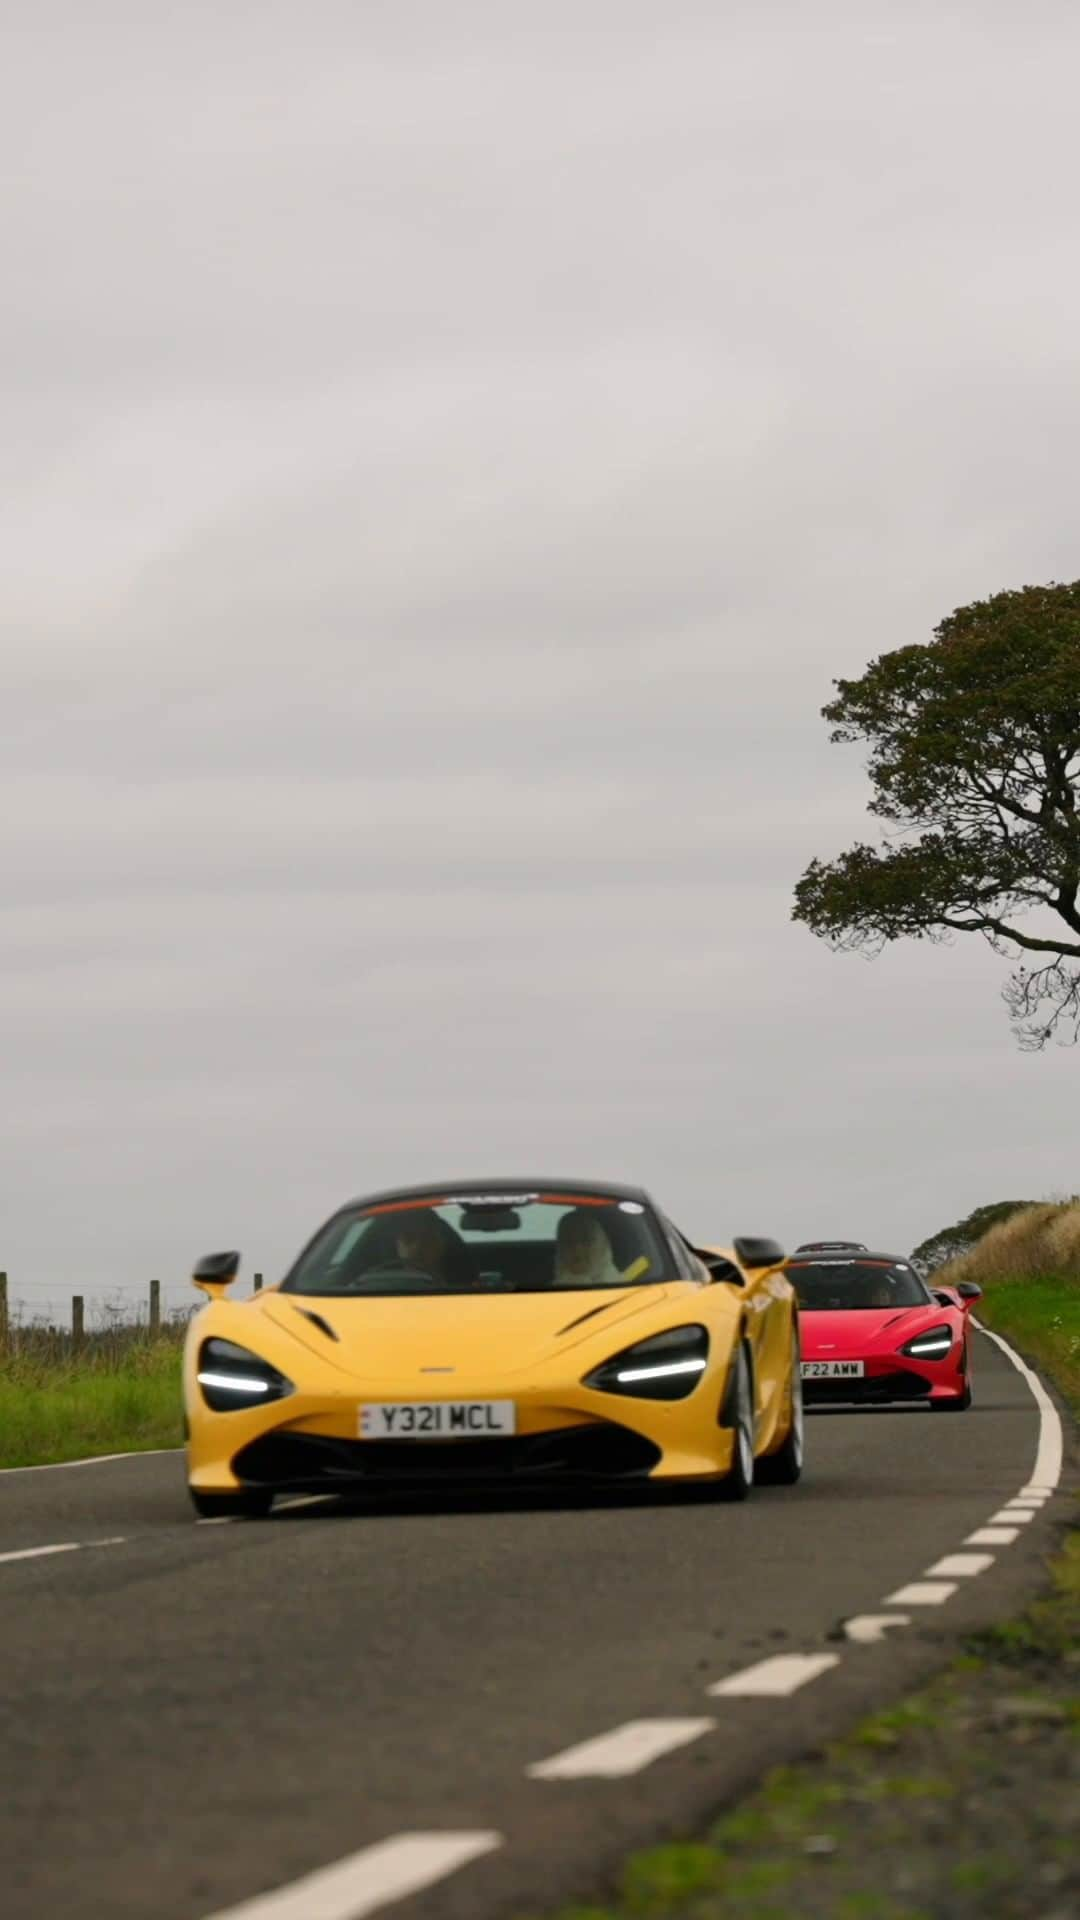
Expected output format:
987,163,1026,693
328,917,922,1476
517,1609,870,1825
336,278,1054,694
4,1,1080,1317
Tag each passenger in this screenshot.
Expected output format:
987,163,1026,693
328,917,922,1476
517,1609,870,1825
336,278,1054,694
553,1209,625,1288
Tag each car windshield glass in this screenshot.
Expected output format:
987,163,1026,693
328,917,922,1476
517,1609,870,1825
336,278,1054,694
788,1258,931,1310
282,1193,675,1296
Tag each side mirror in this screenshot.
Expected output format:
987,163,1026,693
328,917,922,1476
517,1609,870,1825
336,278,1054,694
956,1281,982,1305
732,1235,786,1269
193,1250,240,1298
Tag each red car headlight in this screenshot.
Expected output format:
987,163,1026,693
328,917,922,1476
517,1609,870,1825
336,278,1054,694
900,1325,954,1361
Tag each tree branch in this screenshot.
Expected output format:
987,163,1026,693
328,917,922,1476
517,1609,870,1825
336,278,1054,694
940,913,1080,957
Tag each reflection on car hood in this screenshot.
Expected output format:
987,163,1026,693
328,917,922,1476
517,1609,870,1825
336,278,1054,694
800,1305,958,1357
256,1284,681,1380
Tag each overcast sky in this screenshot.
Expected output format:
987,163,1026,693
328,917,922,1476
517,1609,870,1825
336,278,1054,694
4,1,1080,1322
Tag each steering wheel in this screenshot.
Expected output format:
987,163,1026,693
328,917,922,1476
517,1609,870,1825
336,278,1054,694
346,1262,449,1292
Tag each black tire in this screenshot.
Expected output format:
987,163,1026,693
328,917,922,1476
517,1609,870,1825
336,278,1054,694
717,1344,755,1502
933,1382,972,1411
757,1333,804,1484
189,1486,274,1519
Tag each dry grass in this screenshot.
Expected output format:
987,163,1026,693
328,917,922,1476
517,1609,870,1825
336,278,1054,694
935,1199,1080,1414
935,1198,1080,1288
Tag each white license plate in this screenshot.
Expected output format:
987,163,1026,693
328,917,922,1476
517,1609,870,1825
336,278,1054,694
359,1400,516,1439
801,1360,865,1379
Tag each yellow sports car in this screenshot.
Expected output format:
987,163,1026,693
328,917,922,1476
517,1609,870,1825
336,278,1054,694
183,1178,803,1517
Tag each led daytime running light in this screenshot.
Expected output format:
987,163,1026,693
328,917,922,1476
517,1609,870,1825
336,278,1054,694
196,1337,293,1411
902,1326,953,1358
584,1324,709,1400
614,1357,708,1384
197,1371,271,1395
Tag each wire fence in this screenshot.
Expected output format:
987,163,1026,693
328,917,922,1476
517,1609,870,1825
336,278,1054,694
0,1271,266,1366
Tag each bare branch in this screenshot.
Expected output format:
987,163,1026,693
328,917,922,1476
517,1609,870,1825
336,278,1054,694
1003,960,1080,1050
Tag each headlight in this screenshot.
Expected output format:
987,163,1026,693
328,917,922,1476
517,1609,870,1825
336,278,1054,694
197,1338,294,1411
584,1326,709,1401
901,1325,954,1361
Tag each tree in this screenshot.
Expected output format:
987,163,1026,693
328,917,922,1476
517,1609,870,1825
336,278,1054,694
910,1200,1035,1274
793,580,1080,1047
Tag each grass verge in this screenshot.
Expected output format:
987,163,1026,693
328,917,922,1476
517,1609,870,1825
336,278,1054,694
935,1199,1079,1414
974,1278,1080,1417
0,1343,183,1468
525,1242,1078,1920
525,1537,1079,1920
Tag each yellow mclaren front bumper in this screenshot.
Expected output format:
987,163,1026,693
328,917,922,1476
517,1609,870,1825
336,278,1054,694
185,1368,740,1496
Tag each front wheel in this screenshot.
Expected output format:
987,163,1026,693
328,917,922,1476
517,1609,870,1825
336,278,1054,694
932,1383,972,1412
189,1486,274,1519
757,1334,804,1484
932,1342,973,1411
716,1345,755,1502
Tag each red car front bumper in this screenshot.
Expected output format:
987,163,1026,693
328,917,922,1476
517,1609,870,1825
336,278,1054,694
801,1346,969,1409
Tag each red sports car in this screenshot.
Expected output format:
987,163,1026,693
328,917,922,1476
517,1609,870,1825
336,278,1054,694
790,1250,981,1411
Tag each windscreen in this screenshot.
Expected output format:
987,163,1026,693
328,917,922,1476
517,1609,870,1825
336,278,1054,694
283,1192,675,1296
788,1257,931,1310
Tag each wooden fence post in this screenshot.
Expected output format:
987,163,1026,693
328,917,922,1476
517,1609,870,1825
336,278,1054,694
253,1272,263,1292
0,1272,8,1356
149,1279,161,1335
72,1295,85,1348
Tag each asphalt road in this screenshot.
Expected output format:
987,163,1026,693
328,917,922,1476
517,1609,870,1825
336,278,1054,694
0,1329,1069,1920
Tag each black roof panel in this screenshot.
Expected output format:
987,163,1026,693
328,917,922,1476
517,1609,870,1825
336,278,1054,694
341,1175,652,1211
787,1249,912,1265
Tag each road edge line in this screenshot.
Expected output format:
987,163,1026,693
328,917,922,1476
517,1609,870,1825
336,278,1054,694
0,1447,184,1478
972,1319,1064,1492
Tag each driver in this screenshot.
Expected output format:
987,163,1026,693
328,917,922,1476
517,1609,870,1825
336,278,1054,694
393,1209,472,1287
863,1273,894,1307
395,1211,451,1277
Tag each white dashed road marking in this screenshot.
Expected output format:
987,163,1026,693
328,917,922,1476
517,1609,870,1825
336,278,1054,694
0,1537,131,1569
708,1653,839,1697
0,1542,81,1565
844,1615,912,1644
883,1581,958,1606
199,1832,502,1920
925,1553,995,1579
528,1718,716,1780
1,1313,1062,1920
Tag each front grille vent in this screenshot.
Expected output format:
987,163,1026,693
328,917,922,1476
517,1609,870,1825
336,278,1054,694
803,1371,931,1406
232,1424,660,1488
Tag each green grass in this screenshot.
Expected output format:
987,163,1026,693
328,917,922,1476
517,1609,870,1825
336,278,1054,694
0,1342,184,1467
974,1275,1080,1415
